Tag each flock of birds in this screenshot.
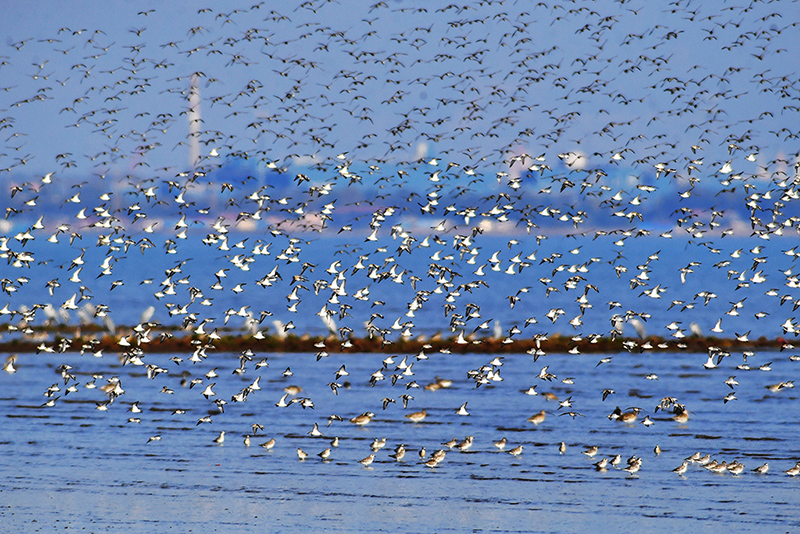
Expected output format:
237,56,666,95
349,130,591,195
2,0,800,480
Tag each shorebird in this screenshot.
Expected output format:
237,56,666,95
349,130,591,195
685,452,701,463
527,410,546,425
672,461,689,475
672,407,690,423
707,461,728,474
284,385,302,395
202,383,216,399
405,409,426,423
608,406,639,423
455,436,474,451
358,454,375,467
728,462,745,475
350,412,375,426
389,444,406,461
424,458,440,468
431,450,447,464
442,438,458,449
623,457,642,475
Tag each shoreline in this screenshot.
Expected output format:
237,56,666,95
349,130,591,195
1,325,792,355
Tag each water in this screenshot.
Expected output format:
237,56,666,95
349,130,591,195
3,344,800,532
2,2,800,529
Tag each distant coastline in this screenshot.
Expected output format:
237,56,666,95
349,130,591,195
1,323,793,355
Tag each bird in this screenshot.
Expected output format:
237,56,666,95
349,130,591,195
527,410,546,425
455,402,470,416
608,406,638,423
350,412,375,426
297,448,308,461
422,456,440,468
442,438,458,449
213,431,225,445
455,436,474,451
728,462,745,476
752,463,769,474
672,461,688,475
672,407,690,423
507,445,523,457
405,409,426,423
358,454,375,467
389,444,406,461
623,458,642,475
202,383,216,399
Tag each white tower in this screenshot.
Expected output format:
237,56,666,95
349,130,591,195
188,74,201,168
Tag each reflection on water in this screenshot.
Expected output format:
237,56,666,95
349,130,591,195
2,348,799,532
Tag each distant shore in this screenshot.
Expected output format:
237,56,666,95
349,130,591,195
0,323,793,354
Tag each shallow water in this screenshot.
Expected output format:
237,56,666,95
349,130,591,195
2,347,799,532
